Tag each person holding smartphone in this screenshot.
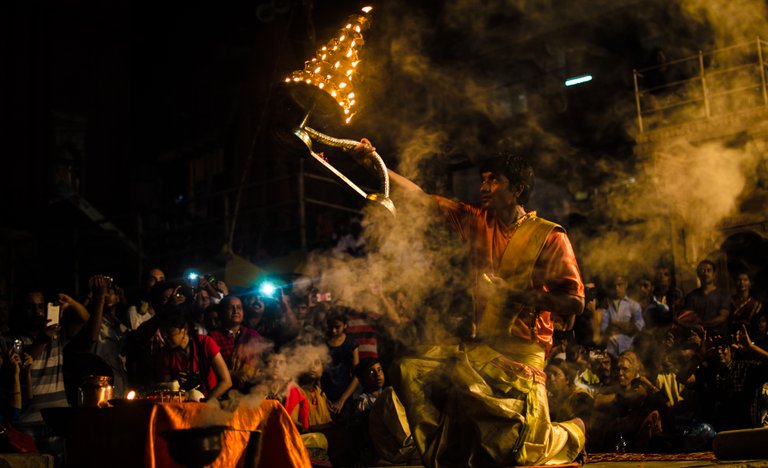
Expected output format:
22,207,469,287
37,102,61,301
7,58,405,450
12,288,88,458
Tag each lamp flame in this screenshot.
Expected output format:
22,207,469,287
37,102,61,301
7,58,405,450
126,390,136,400
283,6,373,124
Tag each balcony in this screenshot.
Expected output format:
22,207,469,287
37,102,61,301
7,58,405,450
633,38,768,142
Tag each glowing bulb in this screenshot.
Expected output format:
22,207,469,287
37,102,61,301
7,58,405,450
318,82,324,89
348,92,355,98
344,108,350,114
293,77,300,82
346,49,353,58
331,90,337,97
352,61,360,67
305,79,311,84
355,25,361,32
284,78,290,82
350,40,356,47
321,54,327,60
126,390,136,400
346,116,352,124
339,35,346,41
346,23,352,29
321,46,327,51
350,99,355,105
314,66,321,73
346,69,353,76
339,82,347,88
362,6,372,13
334,61,341,68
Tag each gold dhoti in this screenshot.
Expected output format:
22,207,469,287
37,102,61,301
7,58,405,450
391,339,585,467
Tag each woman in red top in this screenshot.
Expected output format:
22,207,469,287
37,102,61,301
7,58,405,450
157,308,232,400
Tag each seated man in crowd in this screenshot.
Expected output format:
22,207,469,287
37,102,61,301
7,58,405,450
695,332,768,431
600,275,645,357
591,351,663,452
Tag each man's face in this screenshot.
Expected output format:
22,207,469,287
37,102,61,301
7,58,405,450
27,292,45,318
147,269,165,289
225,297,244,326
611,277,628,299
479,171,516,211
735,273,751,293
639,279,653,298
697,263,715,286
655,267,671,289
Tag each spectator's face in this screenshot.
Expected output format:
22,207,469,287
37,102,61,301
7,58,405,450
196,290,211,310
596,354,612,377
638,279,653,298
308,358,323,379
327,320,345,338
611,277,628,299
479,171,515,210
735,273,751,293
296,303,309,319
697,263,715,286
363,362,385,390
655,267,671,289
163,326,187,349
205,310,221,330
159,287,175,306
27,292,45,317
225,297,244,326
617,357,638,388
147,269,165,289
268,354,287,380
545,365,569,395
758,315,767,334
105,287,119,308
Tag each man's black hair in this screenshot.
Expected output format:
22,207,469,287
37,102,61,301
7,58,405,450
697,259,716,271
479,152,535,205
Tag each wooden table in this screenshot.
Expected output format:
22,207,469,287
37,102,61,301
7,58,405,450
43,399,311,467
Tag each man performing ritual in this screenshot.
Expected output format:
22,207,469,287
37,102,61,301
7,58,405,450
353,138,586,467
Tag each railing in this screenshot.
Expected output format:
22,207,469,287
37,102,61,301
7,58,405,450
633,37,768,132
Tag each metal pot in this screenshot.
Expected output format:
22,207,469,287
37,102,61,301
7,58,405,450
77,375,114,408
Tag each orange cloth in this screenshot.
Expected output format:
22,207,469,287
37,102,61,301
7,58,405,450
147,400,311,467
47,400,310,467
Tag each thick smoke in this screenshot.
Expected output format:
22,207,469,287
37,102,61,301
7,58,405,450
293,0,766,344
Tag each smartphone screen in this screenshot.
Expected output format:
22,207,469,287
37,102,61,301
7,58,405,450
47,303,61,326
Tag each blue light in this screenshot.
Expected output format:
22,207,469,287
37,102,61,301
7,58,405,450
187,272,199,281
259,281,278,297
565,74,593,87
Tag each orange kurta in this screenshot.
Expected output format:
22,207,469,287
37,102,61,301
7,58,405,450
434,196,584,348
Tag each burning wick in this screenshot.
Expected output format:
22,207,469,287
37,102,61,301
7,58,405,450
126,390,137,400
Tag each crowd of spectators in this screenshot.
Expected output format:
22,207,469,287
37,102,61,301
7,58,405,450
0,253,765,465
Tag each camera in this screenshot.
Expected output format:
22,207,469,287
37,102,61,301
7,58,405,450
11,339,23,356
